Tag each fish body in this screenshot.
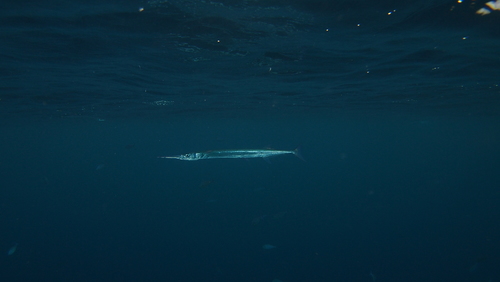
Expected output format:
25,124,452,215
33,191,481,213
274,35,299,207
159,148,302,161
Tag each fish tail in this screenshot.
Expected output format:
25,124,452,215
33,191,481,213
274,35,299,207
293,146,305,161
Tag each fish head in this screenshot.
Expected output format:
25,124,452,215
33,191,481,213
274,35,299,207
178,153,206,161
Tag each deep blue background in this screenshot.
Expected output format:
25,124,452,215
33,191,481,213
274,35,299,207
1,0,500,281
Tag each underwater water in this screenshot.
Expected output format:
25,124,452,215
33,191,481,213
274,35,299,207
1,0,499,281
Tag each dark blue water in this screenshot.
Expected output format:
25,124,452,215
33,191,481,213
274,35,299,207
1,0,500,281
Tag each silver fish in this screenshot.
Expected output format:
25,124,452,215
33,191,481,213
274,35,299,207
159,148,303,161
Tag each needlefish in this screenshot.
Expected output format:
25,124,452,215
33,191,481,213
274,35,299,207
158,148,303,161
